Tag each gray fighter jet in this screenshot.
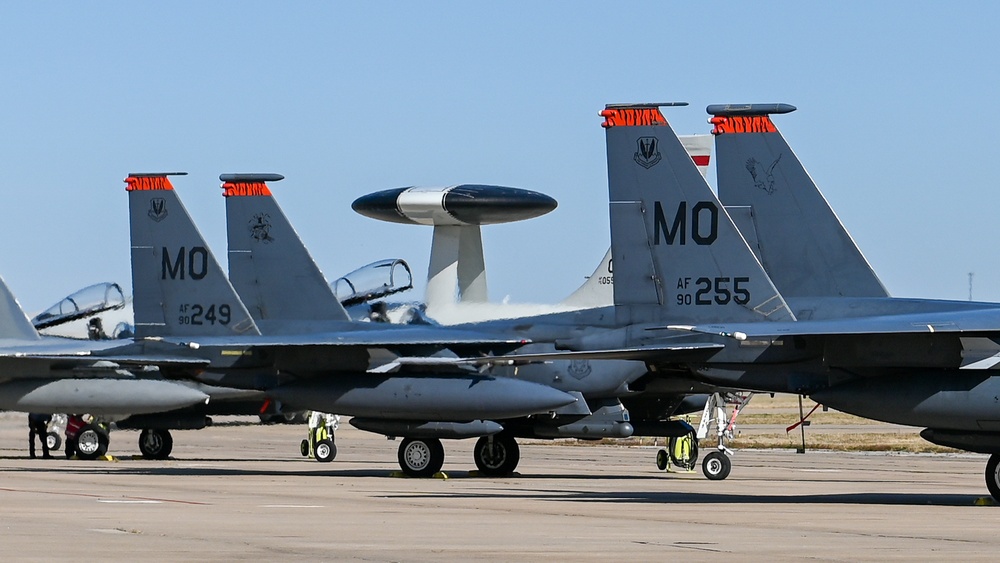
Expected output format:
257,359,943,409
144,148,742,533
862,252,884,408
219,173,665,476
0,273,215,458
518,103,1000,500
125,173,578,475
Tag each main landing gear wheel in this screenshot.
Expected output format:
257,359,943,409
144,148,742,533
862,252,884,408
397,437,444,477
76,424,110,461
986,454,1000,502
314,439,337,463
702,450,731,480
46,432,62,452
473,434,520,477
138,429,173,460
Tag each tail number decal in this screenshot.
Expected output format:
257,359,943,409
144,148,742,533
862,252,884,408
653,201,718,245
178,304,231,325
676,277,750,306
162,247,208,280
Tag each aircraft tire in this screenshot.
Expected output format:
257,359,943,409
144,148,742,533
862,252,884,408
315,439,337,463
138,429,173,460
473,434,520,477
397,437,444,477
655,449,668,471
986,454,1000,502
300,439,309,457
702,450,731,481
46,432,62,452
76,424,109,460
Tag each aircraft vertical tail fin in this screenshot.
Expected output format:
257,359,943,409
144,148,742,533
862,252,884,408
126,173,260,339
602,104,793,325
710,104,888,298
0,277,41,340
222,174,351,325
560,134,714,309
560,248,614,308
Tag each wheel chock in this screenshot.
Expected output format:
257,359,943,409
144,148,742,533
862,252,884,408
974,497,996,506
388,470,449,479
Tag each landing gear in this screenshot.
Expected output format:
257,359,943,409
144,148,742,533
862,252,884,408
986,454,1000,502
314,439,337,463
301,412,339,463
702,450,731,480
693,391,754,481
656,427,699,472
397,437,444,477
138,429,173,460
473,434,520,477
75,423,110,460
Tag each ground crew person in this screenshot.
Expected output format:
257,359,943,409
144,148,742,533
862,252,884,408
64,414,86,458
28,413,52,458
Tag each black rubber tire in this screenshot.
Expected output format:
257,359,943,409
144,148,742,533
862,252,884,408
75,424,110,460
655,449,668,471
314,439,337,463
986,454,1000,503
397,437,445,477
46,432,62,452
300,439,309,457
702,450,731,481
473,434,520,477
138,429,173,460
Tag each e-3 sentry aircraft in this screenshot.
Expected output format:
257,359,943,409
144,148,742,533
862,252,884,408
507,102,1000,500
125,173,577,473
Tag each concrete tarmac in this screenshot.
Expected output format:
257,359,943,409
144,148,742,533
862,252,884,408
0,414,997,561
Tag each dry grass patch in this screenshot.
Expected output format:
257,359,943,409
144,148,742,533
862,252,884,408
726,432,957,453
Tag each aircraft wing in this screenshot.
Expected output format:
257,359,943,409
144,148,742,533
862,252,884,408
0,354,210,366
0,354,211,379
436,342,725,366
156,326,530,349
658,306,1000,339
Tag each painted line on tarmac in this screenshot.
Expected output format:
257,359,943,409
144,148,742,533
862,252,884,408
0,487,208,505
259,504,325,508
99,499,163,504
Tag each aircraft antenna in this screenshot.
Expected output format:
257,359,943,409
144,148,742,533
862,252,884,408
969,272,974,301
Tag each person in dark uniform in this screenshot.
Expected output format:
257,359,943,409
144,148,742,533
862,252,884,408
87,317,107,340
64,414,86,458
28,413,52,458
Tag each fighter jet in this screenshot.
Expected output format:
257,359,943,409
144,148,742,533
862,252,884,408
125,173,578,475
510,102,1000,500
0,270,216,458
219,172,726,477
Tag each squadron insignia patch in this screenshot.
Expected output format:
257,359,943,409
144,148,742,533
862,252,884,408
249,213,274,243
634,136,661,169
148,198,168,222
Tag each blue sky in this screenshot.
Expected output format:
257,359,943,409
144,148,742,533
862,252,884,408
1,2,998,312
